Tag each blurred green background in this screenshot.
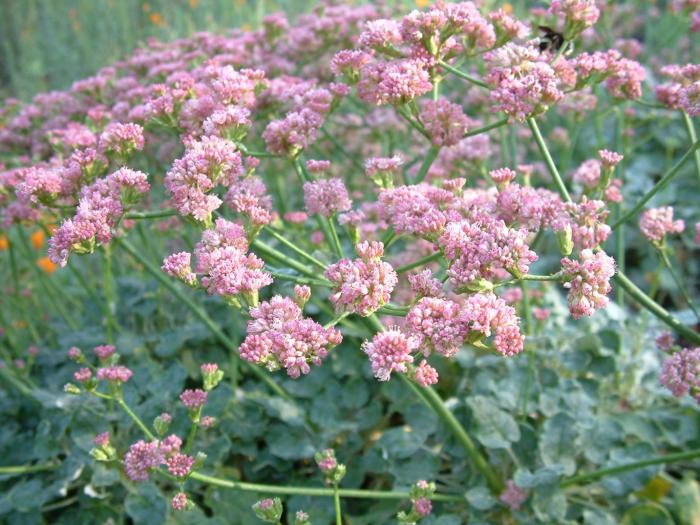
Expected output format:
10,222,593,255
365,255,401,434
0,0,321,99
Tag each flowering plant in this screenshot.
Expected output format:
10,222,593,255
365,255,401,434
1,1,700,523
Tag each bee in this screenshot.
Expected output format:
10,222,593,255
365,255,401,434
538,26,569,54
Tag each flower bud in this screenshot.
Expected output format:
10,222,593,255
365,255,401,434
153,413,172,436
201,363,224,391
557,225,574,257
294,510,311,525
252,498,283,523
63,383,82,395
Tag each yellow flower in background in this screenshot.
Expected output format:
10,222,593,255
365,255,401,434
242,23,251,33
30,230,45,249
37,257,58,274
143,2,151,13
502,3,513,14
12,320,27,330
0,235,8,250
416,0,431,7
189,0,199,7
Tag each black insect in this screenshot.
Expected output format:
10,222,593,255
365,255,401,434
538,25,566,53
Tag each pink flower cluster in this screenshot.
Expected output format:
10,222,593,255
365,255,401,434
238,295,342,378
303,178,352,217
378,184,454,238
639,206,686,244
419,99,472,147
656,64,700,116
439,216,537,288
48,168,150,266
124,434,184,481
164,135,243,223
561,249,616,319
325,241,398,316
363,327,418,381
660,347,700,403
485,43,564,121
162,218,271,305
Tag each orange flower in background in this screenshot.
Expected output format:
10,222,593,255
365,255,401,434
150,12,166,26
30,230,45,249
12,320,27,330
416,0,431,7
0,235,8,250
189,0,199,7
37,257,58,274
241,23,252,33
502,3,513,14
142,2,151,12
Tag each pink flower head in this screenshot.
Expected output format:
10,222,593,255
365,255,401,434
99,122,145,157
407,297,468,357
362,327,418,381
202,106,251,140
563,197,611,250
408,269,443,298
549,0,600,38
180,388,208,410
263,108,323,157
94,345,115,360
378,184,452,238
306,159,331,173
489,8,530,44
365,156,404,185
162,252,198,287
695,222,700,245
94,432,110,448
415,360,439,387
96,365,133,383
124,440,165,481
573,159,602,189
561,249,616,319
639,207,685,244
659,347,700,403
500,480,528,510
325,242,398,316
331,50,374,84
357,59,432,106
485,43,564,121
164,136,243,222
201,363,218,375
160,434,182,455
171,492,188,511
166,453,195,478
414,497,433,517
67,347,82,360
605,59,645,100
359,19,403,51
598,149,623,169
419,99,471,147
15,166,62,204
656,331,675,352
294,284,311,305
533,307,551,321
461,292,525,356
439,216,537,287
303,178,352,217
490,167,517,187
194,218,272,304
74,367,93,383
239,295,342,378
224,177,272,225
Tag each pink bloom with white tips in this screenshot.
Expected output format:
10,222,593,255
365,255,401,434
362,328,418,381
561,249,616,319
639,207,685,244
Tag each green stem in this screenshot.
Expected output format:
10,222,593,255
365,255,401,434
400,375,504,493
0,462,57,475
263,226,327,270
115,237,293,400
7,235,41,344
463,117,509,139
327,217,344,259
614,270,700,344
102,245,119,344
395,105,431,140
681,112,700,187
267,270,331,287
396,252,442,274
320,127,366,175
561,448,700,488
659,249,700,321
527,117,572,202
611,139,700,230
414,145,440,184
188,472,462,501
184,417,200,454
124,210,178,220
334,482,342,525
16,227,79,331
438,60,489,89
252,239,320,280
117,398,155,440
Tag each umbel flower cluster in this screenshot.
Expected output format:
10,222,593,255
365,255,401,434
0,0,662,391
